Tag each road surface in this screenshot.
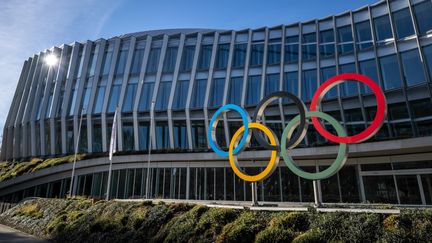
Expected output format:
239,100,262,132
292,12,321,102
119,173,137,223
0,224,48,242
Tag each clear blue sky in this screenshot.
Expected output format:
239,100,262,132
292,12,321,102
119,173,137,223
0,0,378,134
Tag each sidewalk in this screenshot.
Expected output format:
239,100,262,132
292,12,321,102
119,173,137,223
0,224,48,243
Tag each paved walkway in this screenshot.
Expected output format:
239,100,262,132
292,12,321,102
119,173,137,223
0,224,48,243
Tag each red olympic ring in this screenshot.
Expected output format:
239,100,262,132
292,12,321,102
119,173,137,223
310,73,387,144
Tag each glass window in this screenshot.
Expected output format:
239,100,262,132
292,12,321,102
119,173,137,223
122,83,137,112
250,43,264,66
81,86,91,114
138,122,150,150
191,79,207,108
413,1,432,35
87,50,98,77
115,50,128,75
228,77,243,105
320,66,337,98
423,45,432,81
285,36,299,63
355,21,373,50
107,85,121,113
92,124,102,152
180,46,195,72
422,174,432,204
363,175,398,203
93,85,106,114
337,25,354,55
138,82,154,112
146,48,161,74
209,78,225,107
173,80,189,109
191,120,207,149
359,59,379,94
156,122,170,149
198,45,212,70
130,49,145,75
319,29,335,57
401,49,426,86
265,74,279,95
379,54,403,90
173,121,188,149
246,75,261,105
163,47,178,73
155,81,171,110
267,43,281,65
302,69,317,101
302,33,316,61
101,50,113,75
411,99,432,119
388,102,410,120
283,71,298,98
393,8,415,39
396,175,422,204
122,122,134,151
339,63,358,97
232,43,247,68
339,166,360,202
215,44,230,69
374,15,393,42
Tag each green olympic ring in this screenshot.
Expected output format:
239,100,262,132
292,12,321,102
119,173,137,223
281,111,348,180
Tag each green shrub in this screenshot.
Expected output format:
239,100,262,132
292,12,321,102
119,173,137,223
16,202,43,218
310,212,383,242
216,211,269,243
255,227,296,243
269,212,310,232
292,229,325,243
154,204,208,242
194,207,240,242
381,209,432,242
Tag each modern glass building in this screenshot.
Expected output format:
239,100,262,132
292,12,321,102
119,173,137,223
1,0,432,205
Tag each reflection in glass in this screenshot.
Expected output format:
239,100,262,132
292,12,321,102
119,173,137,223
363,175,398,203
215,44,230,69
301,69,317,102
413,1,432,35
155,81,171,110
267,43,281,65
246,75,261,105
379,55,402,90
180,46,195,72
396,175,422,204
250,44,264,66
209,78,225,107
232,43,247,68
173,80,189,109
146,48,161,73
163,47,178,73
138,83,154,112
400,49,426,86
374,15,393,42
191,79,207,108
228,77,243,105
393,8,414,39
265,74,279,96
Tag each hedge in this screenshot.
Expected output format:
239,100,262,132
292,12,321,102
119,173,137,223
0,198,431,243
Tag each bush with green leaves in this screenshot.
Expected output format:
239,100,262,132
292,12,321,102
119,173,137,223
1,198,432,243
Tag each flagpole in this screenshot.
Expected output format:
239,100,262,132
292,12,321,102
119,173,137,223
106,107,118,200
68,108,85,198
145,101,155,199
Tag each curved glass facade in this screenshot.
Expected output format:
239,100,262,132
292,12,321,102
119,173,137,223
1,0,432,205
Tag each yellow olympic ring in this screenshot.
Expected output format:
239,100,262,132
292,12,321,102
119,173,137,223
229,123,279,182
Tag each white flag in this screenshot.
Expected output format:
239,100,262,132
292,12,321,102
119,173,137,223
109,108,118,160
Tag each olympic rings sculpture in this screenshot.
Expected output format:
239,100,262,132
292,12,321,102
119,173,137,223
208,73,387,182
